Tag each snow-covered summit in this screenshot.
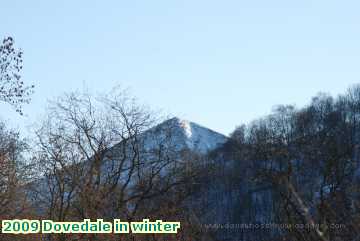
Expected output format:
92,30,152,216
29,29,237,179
141,117,228,154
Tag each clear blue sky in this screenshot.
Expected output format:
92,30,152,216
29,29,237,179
1,0,360,135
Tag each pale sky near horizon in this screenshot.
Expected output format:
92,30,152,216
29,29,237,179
1,0,360,136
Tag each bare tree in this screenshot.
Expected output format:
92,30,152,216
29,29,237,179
33,89,201,241
0,121,30,219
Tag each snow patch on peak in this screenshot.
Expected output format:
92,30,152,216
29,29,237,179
168,117,228,153
141,117,228,154
178,119,192,138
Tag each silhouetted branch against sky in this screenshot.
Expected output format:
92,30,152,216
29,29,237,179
0,36,34,115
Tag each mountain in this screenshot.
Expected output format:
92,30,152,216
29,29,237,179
29,117,229,209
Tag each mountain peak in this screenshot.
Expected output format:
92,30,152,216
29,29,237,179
165,117,192,137
146,117,228,153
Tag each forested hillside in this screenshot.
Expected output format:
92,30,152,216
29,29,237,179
201,86,360,241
